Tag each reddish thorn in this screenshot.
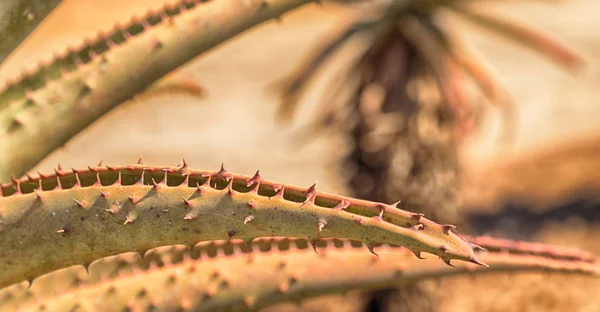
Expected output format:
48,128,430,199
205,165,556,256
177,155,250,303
37,171,49,179
367,245,379,257
272,184,282,193
106,165,118,171
74,198,85,208
247,200,256,208
137,157,143,164
411,224,424,231
57,163,63,171
97,160,104,167
33,189,44,200
25,173,35,181
226,179,235,196
201,172,211,178
273,185,284,198
440,245,449,252
128,195,140,203
124,217,134,225
181,158,188,169
410,213,425,220
182,197,192,207
10,175,21,193
151,178,160,190
200,175,211,187
470,243,486,252
246,170,261,187
310,240,318,254
307,182,317,195
216,163,232,180
355,219,365,226
442,224,457,235
160,171,168,185
392,200,403,208
73,172,82,187
470,256,489,267
196,184,204,194
333,199,350,211
88,165,97,172
98,190,108,197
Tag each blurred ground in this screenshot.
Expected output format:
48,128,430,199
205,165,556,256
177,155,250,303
1,0,599,311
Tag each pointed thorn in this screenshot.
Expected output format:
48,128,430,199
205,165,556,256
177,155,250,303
184,213,194,220
333,199,350,211
442,224,457,234
33,189,44,200
137,170,145,185
181,158,188,169
226,179,236,197
196,183,204,194
124,217,134,225
272,184,282,194
127,195,139,203
136,157,143,164
411,224,424,231
182,197,192,207
440,245,449,253
97,160,104,167
98,189,108,197
367,245,379,257
442,258,456,268
246,170,261,187
243,215,255,224
216,163,232,180
247,200,256,209
227,230,236,241
307,182,317,194
274,185,284,198
310,240,319,254
410,213,425,221
73,198,85,208
470,243,486,252
151,178,160,190
470,256,489,267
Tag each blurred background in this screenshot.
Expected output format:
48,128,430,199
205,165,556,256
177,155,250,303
1,0,599,311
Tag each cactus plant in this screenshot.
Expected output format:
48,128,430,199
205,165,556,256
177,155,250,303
0,0,598,311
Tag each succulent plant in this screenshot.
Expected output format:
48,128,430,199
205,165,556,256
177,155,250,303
0,0,597,311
